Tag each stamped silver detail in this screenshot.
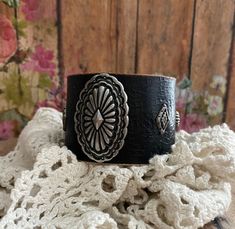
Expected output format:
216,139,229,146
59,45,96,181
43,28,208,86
175,111,180,128
92,109,104,130
156,104,169,135
74,73,129,162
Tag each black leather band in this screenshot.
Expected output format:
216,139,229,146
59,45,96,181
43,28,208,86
64,73,176,164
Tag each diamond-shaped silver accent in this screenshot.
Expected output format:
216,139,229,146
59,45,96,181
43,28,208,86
92,109,104,130
156,104,169,135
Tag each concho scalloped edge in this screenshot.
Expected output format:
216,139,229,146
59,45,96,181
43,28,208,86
74,73,129,162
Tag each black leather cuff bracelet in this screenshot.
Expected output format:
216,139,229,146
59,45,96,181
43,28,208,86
64,73,177,164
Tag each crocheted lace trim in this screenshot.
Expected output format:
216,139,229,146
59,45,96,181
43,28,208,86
0,108,234,229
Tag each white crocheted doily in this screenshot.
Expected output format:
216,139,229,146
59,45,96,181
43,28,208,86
0,108,235,229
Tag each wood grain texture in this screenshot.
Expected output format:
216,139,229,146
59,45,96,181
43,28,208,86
116,0,138,73
61,0,117,76
136,0,195,79
191,0,234,91
225,31,235,130
61,0,138,76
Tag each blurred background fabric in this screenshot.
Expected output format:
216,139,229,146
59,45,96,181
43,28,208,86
0,0,234,140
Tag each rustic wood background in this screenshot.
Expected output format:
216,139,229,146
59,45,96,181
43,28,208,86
0,0,235,131
61,0,235,129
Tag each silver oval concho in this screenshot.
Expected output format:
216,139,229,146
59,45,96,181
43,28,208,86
74,73,129,162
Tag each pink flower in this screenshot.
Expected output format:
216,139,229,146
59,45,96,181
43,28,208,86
0,121,15,140
21,0,40,21
21,0,56,22
179,113,207,133
21,44,56,77
0,15,17,64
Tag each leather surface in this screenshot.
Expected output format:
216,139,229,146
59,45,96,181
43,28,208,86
65,73,176,164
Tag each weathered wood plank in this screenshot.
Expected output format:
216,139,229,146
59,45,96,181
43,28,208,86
191,0,234,91
61,0,118,76
136,0,195,79
225,32,235,130
116,0,138,73
190,0,234,125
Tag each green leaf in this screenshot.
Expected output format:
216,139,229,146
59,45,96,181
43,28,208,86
12,18,27,37
178,78,192,89
2,71,33,107
38,73,52,89
1,0,20,8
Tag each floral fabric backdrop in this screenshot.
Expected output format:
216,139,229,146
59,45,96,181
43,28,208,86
176,76,226,133
0,0,64,140
0,0,231,140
